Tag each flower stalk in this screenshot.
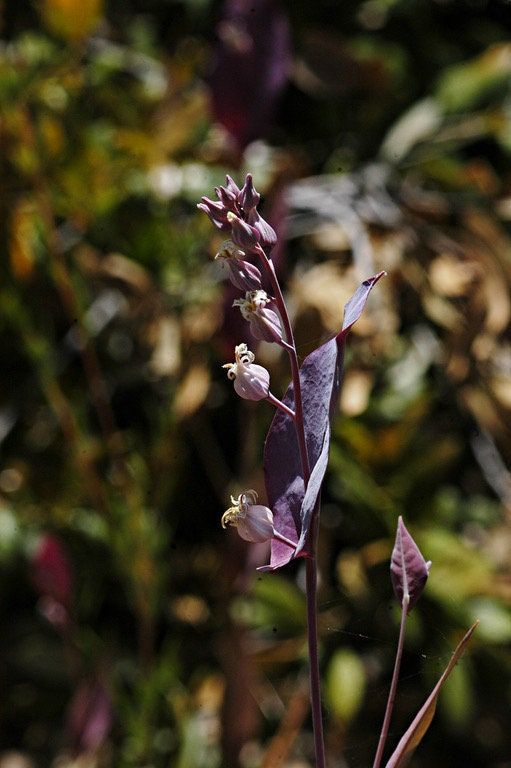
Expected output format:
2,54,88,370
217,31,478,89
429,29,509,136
199,175,384,768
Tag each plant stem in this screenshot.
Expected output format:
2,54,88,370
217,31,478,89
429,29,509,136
373,597,409,768
273,530,298,549
267,392,296,420
256,245,326,766
306,531,326,768
255,246,310,483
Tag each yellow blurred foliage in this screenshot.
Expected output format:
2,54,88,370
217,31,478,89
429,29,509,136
9,199,38,280
40,0,103,42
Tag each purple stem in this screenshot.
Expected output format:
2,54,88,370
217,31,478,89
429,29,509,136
255,244,325,768
273,530,298,550
306,508,326,768
254,245,310,483
372,595,410,768
267,392,296,420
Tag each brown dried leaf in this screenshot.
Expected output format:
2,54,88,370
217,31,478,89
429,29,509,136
174,363,210,420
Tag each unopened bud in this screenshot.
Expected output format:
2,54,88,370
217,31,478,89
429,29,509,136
239,174,261,213
248,209,277,248
227,212,260,250
197,198,231,230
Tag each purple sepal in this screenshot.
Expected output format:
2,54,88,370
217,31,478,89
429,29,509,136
249,306,284,345
260,272,385,571
66,678,112,754
223,258,262,291
239,173,261,212
390,516,430,612
197,199,231,230
229,213,260,250
248,209,277,248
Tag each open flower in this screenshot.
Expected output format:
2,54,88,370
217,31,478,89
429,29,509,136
233,290,284,344
215,240,262,291
223,343,270,400
221,490,274,542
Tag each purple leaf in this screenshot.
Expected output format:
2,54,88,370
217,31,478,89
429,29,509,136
384,621,479,768
66,678,112,754
31,534,73,609
261,272,385,571
390,517,430,612
209,0,291,154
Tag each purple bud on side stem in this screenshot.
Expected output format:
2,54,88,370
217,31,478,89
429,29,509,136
227,211,260,250
248,209,277,249
197,198,231,230
239,174,261,213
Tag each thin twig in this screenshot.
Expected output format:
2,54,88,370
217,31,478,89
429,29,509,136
373,596,409,768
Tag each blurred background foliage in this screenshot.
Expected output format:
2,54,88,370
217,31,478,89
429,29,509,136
1,0,511,766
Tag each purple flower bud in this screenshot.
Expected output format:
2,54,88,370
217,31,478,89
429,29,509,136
227,211,260,250
216,185,238,209
31,534,73,609
248,209,277,249
233,290,284,345
222,489,274,543
390,516,431,612
197,198,231,231
223,343,270,401
239,174,261,213
225,174,241,198
215,240,262,291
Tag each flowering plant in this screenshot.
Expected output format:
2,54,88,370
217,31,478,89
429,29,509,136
199,174,477,768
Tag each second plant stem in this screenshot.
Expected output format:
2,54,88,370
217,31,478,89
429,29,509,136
373,595,410,768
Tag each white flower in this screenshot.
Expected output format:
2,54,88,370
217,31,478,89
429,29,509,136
233,291,284,345
221,490,274,542
215,240,245,261
223,343,270,401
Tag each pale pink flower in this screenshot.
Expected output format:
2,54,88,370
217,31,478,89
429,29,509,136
223,343,270,401
221,489,274,542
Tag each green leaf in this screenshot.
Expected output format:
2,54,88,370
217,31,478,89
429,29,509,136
326,648,366,722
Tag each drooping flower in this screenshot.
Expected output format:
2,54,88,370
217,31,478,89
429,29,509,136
233,290,283,344
215,240,262,291
223,343,270,400
221,489,274,542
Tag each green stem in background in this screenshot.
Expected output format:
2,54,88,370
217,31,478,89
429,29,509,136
373,595,410,768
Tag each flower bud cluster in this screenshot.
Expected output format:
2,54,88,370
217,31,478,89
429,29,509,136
198,174,277,251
